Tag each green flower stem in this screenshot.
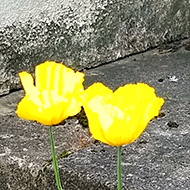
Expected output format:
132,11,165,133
117,146,122,190
49,126,63,190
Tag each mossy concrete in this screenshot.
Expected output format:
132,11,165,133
0,46,190,189
0,0,190,95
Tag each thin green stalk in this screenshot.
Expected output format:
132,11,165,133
117,146,122,190
49,126,63,190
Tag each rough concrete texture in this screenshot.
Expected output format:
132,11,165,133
0,46,190,189
0,0,190,95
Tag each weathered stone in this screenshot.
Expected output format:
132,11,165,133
0,0,190,95
0,47,190,189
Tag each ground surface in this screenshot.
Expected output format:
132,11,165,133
0,47,190,189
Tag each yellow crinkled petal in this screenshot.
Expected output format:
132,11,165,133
89,99,126,146
82,103,110,145
88,96,114,132
103,119,127,146
106,83,164,146
62,69,84,95
16,61,84,125
83,82,164,146
63,97,82,117
84,82,113,103
16,96,42,122
16,92,75,126
82,83,114,144
36,101,70,125
35,61,54,91
35,61,84,97
19,71,39,96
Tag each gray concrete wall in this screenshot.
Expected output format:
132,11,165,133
0,0,190,95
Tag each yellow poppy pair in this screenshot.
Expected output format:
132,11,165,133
16,61,164,146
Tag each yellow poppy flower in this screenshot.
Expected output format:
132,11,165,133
82,82,164,146
16,61,84,126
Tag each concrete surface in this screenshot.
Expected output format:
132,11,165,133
0,0,190,95
0,46,190,189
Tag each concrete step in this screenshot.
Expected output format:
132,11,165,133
1,47,190,189
1,0,190,95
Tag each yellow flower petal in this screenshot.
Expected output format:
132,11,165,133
82,82,164,146
82,104,110,145
16,61,84,126
88,96,114,132
83,82,113,102
18,71,39,96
